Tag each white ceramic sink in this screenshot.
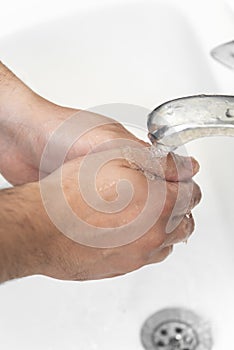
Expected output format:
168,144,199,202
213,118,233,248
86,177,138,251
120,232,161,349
1,0,234,349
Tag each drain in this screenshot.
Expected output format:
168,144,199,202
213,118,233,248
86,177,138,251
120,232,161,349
140,308,213,350
152,320,198,349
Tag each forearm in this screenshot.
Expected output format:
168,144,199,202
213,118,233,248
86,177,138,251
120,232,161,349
0,62,36,123
0,183,47,283
0,62,41,168
0,62,77,182
0,61,76,124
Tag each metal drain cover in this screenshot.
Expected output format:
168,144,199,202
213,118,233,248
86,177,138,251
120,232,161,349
140,308,213,350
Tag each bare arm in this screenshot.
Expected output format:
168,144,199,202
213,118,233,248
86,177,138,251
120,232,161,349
0,62,141,185
0,62,77,184
0,62,201,284
0,184,45,283
0,152,201,284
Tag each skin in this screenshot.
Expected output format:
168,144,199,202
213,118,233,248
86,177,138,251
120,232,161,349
0,62,201,283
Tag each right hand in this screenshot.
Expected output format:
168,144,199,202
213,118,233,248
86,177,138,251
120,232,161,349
31,148,201,281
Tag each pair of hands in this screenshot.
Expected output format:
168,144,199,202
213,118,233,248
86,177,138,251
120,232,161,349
0,63,201,282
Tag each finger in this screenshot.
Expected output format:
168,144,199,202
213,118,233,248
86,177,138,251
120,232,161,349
164,152,200,181
165,180,202,218
121,146,199,181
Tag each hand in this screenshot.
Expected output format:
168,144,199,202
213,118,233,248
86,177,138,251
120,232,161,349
0,63,145,185
5,148,200,282
0,63,202,284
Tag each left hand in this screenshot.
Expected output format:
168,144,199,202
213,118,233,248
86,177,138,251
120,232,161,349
0,64,146,185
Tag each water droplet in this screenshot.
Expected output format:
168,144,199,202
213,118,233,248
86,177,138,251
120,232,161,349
121,145,170,180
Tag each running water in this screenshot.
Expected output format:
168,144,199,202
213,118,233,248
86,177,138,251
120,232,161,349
121,143,170,181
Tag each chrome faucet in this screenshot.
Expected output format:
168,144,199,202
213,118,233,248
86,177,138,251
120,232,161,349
211,40,234,69
147,94,234,150
147,40,234,150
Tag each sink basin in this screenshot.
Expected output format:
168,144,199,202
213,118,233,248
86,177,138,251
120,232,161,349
0,0,234,349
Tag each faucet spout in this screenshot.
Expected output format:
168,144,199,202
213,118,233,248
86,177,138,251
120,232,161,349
211,40,234,70
147,94,234,150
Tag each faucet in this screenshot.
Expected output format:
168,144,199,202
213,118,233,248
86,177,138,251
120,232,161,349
147,94,234,150
147,39,234,150
211,40,234,70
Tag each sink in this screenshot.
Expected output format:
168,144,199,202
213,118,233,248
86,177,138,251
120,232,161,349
0,0,234,349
